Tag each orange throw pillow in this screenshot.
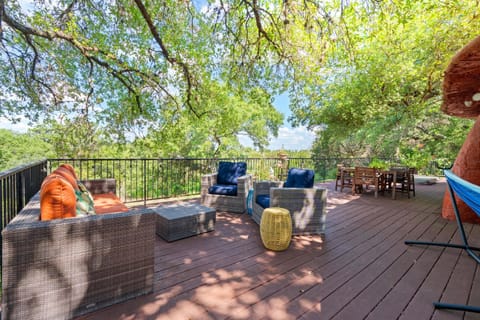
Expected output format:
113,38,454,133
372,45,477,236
40,174,77,220
58,163,78,179
52,167,79,190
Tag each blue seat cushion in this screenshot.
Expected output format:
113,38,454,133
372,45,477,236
208,184,238,196
284,168,315,188
256,194,270,209
217,161,247,185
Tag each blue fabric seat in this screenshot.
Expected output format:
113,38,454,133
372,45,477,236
256,194,270,209
208,161,247,196
284,168,315,188
216,161,247,185
201,161,251,213
208,184,238,196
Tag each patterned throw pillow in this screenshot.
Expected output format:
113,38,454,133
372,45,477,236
76,182,96,216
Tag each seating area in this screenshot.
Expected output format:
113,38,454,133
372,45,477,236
69,176,480,320
2,166,156,320
4,161,480,320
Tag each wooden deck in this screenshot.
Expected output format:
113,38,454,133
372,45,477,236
78,179,480,320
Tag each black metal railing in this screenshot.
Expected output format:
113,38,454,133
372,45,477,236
0,160,48,231
1,156,435,221
47,157,395,204
47,157,317,204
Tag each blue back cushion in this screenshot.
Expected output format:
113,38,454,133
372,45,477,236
208,184,238,196
217,161,247,185
256,195,270,209
284,168,315,188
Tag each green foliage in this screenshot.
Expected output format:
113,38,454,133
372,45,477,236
0,129,54,171
368,158,390,170
1,0,478,164
290,0,480,162
1,0,285,153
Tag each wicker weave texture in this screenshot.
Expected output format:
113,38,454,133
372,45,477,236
260,207,292,251
153,204,216,242
200,173,252,213
252,183,327,236
2,181,156,320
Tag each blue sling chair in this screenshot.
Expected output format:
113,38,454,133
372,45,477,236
405,169,480,313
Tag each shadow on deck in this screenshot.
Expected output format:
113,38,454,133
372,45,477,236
77,178,480,320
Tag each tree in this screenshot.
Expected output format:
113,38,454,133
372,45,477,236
0,0,297,152
290,0,479,162
2,0,477,161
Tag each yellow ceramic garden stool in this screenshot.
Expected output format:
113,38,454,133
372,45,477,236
260,207,292,251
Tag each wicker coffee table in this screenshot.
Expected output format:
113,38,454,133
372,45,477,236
152,203,216,242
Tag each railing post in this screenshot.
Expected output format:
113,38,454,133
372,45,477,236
16,171,24,215
143,159,147,207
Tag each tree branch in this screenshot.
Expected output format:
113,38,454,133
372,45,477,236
133,0,200,118
1,4,145,110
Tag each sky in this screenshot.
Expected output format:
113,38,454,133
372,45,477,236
238,93,316,150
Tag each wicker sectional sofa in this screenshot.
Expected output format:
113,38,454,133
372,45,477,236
2,179,156,320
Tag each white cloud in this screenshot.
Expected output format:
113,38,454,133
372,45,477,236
238,126,316,151
268,126,316,150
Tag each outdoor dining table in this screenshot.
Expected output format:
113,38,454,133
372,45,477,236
340,167,397,199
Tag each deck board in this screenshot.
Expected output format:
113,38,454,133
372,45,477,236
77,179,480,320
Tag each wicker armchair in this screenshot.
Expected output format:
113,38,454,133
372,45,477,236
201,161,252,213
252,168,328,235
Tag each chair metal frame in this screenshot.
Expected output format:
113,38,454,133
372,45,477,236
405,169,480,313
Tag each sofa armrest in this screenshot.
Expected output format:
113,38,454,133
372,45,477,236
201,173,218,196
236,174,252,197
201,173,218,187
270,187,328,235
81,178,117,195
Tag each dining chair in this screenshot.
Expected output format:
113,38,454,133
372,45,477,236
407,167,416,197
388,167,415,198
335,164,343,191
353,167,383,198
340,167,354,192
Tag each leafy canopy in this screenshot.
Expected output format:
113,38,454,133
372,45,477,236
1,0,479,161
1,0,308,155
288,0,480,163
